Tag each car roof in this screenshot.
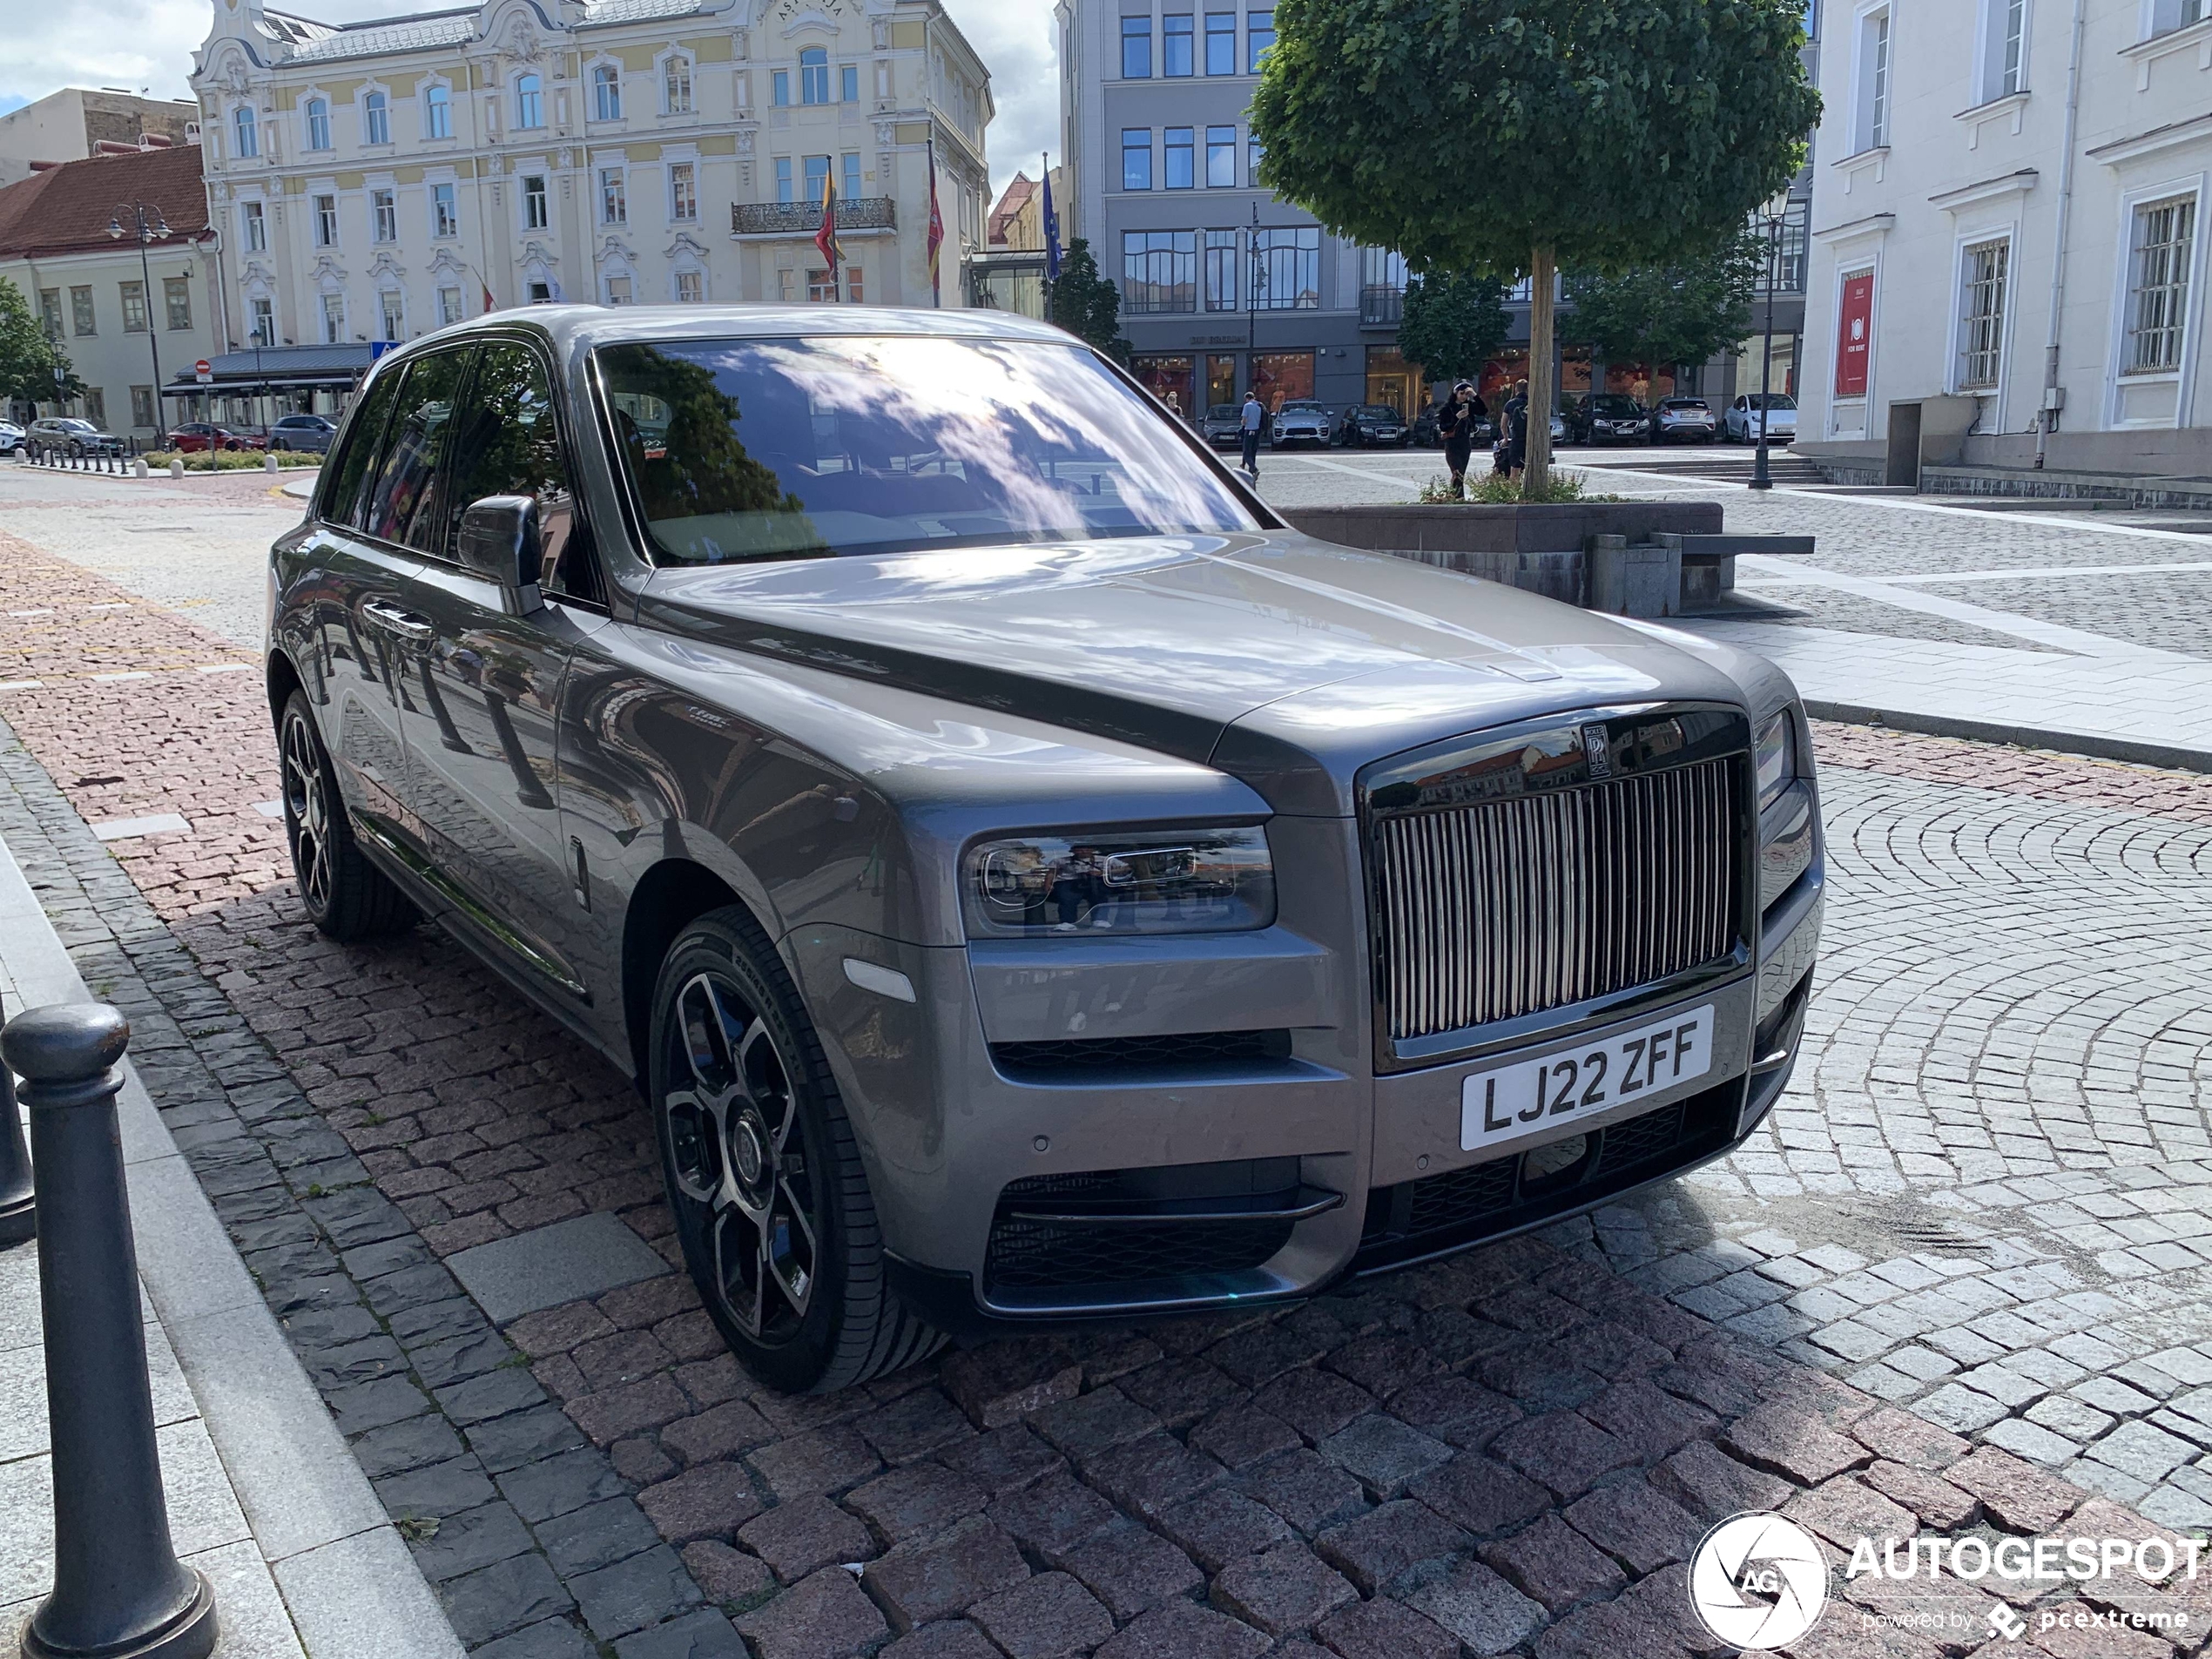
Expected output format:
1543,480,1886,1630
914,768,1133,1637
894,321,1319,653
391,302,1075,362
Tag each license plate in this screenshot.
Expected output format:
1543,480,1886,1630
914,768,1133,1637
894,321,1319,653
1460,1003,1715,1152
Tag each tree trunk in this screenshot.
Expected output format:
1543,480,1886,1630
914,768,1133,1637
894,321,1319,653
1525,244,1556,497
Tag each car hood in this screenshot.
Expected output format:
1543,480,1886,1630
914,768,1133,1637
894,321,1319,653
636,531,1760,815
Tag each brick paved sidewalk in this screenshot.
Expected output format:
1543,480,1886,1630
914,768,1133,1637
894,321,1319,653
6,527,2212,1656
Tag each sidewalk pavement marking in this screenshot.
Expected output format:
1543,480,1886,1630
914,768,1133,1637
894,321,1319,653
4,610,51,618
1285,454,1428,493
91,671,152,682
1742,557,2212,587
85,602,131,611
195,664,254,674
0,683,41,693
253,800,283,818
91,813,191,841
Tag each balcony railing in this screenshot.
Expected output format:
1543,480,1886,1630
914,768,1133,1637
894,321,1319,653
1359,284,1405,326
732,197,896,236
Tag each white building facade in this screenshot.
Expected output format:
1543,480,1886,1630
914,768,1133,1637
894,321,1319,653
187,0,992,357
1798,0,2212,475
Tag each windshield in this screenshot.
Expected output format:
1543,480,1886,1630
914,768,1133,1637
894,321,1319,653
1589,396,1641,415
1206,404,1240,420
1279,401,1323,414
597,335,1257,565
1746,394,1797,410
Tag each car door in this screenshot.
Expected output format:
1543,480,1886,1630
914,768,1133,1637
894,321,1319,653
391,337,607,1003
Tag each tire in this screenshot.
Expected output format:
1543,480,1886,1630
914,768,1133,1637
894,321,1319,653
277,691,418,941
651,907,942,1393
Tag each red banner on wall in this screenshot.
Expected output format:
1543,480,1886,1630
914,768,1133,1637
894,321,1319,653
1836,271,1875,397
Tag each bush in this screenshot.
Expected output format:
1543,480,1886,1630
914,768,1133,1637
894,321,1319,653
143,448,320,471
1420,469,1614,504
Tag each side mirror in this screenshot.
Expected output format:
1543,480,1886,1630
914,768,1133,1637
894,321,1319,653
457,495,544,615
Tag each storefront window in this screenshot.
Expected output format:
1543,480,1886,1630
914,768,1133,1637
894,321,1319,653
1364,346,1415,421
1251,350,1314,409
1204,354,1238,410
1602,361,1676,401
1130,354,1196,420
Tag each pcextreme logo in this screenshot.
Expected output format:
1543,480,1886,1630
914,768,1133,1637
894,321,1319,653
1687,1513,1829,1649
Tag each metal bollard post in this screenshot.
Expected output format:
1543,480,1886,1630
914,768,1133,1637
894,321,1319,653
0,1005,219,1659
0,996,30,1245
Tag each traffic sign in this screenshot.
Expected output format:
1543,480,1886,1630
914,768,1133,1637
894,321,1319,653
194,360,212,384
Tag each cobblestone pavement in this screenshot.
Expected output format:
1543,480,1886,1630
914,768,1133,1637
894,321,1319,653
8,482,2212,1654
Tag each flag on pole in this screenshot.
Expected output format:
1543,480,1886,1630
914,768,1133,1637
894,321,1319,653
1042,156,1062,284
926,137,945,307
481,280,497,314
814,170,842,295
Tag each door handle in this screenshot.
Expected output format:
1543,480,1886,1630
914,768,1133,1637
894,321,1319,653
362,601,434,641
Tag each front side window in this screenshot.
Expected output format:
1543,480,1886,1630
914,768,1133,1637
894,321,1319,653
364,91,389,145
594,64,622,121
446,341,590,593
1957,237,2008,388
363,347,473,549
120,281,148,333
1248,9,1276,71
670,162,697,221
601,168,627,225
1204,229,1239,310
314,194,338,246
523,174,549,229
324,364,408,528
801,47,830,105
2125,195,2196,374
242,200,266,251
233,105,258,158
665,56,693,113
1123,229,1197,312
373,187,396,242
596,335,1255,566
1253,226,1321,309
425,83,452,138
165,276,192,331
1165,127,1195,189
1206,125,1236,187
71,287,96,335
306,97,331,150
1163,13,1194,74
1204,11,1235,73
516,74,543,128
1122,16,1151,78
432,182,458,237
1122,128,1151,191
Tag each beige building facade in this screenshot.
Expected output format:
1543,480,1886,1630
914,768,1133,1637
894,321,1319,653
187,0,992,355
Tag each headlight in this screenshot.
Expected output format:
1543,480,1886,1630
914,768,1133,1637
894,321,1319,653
1755,711,1797,812
964,826,1274,939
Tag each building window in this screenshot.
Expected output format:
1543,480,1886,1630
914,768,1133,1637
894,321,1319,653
1164,127,1196,190
801,47,830,104
1123,229,1197,313
1956,239,2008,390
379,290,405,341
314,194,338,246
84,388,105,428
670,162,697,221
594,64,622,121
516,73,543,128
432,181,458,237
120,280,149,334
1204,10,1236,73
523,173,549,229
1163,13,1195,75
364,91,389,145
842,152,862,202
250,297,275,347
1249,133,1265,184
1122,16,1152,78
425,83,452,138
676,269,702,302
528,281,552,303
1856,8,1891,151
1122,128,1152,191
606,273,632,305
840,64,860,102
241,200,266,252
1204,229,1239,310
132,387,156,429
778,267,797,303
306,97,331,150
2152,0,2211,35
775,156,794,202
164,277,192,331
438,286,463,326
805,154,831,203
1253,226,1321,309
321,293,345,344
1976,0,2027,102
600,168,627,225
1360,246,1409,324
1249,9,1276,71
2124,195,2196,374
846,265,863,303
372,187,396,241
233,105,258,158
807,267,837,302
1205,125,1237,187
664,56,693,113
37,289,61,336
772,70,791,106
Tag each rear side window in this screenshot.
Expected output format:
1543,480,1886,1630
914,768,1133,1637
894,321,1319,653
320,368,407,529
363,347,475,552
441,341,596,601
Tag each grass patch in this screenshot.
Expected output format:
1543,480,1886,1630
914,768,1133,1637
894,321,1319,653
143,449,321,472
1419,469,1616,504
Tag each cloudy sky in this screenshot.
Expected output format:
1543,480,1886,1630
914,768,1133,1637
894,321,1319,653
0,0,1058,200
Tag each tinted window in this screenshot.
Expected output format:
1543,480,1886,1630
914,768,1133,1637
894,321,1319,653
443,341,594,600
322,368,408,529
597,335,1256,566
363,348,475,550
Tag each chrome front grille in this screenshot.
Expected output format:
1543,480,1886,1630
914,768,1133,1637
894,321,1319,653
1373,756,1740,1043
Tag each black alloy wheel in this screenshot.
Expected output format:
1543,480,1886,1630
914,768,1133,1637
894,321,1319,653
278,691,416,941
651,908,941,1393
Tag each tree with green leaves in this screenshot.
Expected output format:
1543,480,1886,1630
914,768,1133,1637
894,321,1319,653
1251,0,1817,493
1046,239,1132,364
1566,232,1765,440
0,276,79,409
1397,271,1509,392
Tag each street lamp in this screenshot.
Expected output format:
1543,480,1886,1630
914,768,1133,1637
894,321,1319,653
108,201,172,447
1749,190,1790,492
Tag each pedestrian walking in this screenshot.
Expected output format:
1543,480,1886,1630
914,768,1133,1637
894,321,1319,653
1502,379,1531,482
1436,381,1487,499
1239,390,1265,479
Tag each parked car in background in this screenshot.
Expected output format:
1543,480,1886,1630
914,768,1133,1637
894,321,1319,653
29,417,123,456
1270,400,1333,448
1198,403,1245,449
1335,404,1410,448
268,414,341,455
1411,404,1441,447
1724,393,1797,445
1651,398,1719,443
170,421,262,454
1568,394,1649,445
266,305,1823,1393
0,421,24,456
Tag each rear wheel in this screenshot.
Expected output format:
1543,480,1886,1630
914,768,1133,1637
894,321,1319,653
278,691,417,941
651,907,941,1393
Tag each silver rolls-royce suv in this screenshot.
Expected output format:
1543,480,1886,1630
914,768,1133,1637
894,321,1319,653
266,307,1822,1393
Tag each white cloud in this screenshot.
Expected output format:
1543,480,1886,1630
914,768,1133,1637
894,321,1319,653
2,0,1057,203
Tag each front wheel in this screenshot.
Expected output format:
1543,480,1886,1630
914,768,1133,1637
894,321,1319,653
278,691,417,941
651,908,941,1393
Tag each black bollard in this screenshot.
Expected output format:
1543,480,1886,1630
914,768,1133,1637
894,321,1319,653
0,995,30,1246
1,1005,218,1659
